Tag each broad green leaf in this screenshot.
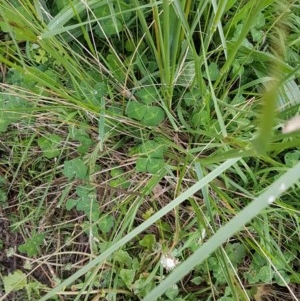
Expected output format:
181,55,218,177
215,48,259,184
126,102,148,121
0,6,36,42
75,198,91,212
284,150,300,167
139,141,165,158
125,40,135,52
79,82,107,106
165,284,179,300
3,270,27,293
254,12,266,28
63,158,88,180
77,136,93,155
142,106,165,126
191,111,203,128
98,214,114,233
81,221,99,242
72,186,100,221
203,62,219,81
76,185,93,197
274,270,290,286
73,199,99,221
147,158,165,174
0,189,7,204
126,101,165,126
69,126,89,140
110,168,130,189
93,3,110,18
244,269,260,284
136,157,148,172
68,126,93,154
135,140,166,173
136,87,157,105
115,0,133,21
65,198,78,210
251,252,265,266
251,28,264,42
56,0,72,11
18,233,45,257
139,234,156,249
258,266,273,283
110,167,124,178
38,134,62,159
94,82,107,97
120,269,135,289
114,250,132,267
94,18,122,38
0,94,30,133
136,157,165,174
34,49,49,63
225,243,246,266
106,54,125,81
190,276,202,285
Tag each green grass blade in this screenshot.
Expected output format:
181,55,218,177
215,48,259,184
98,97,105,151
218,1,268,85
210,0,228,59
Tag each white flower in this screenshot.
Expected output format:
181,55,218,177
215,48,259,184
160,254,180,272
282,115,300,134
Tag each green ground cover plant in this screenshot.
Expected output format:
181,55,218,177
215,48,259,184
0,0,300,300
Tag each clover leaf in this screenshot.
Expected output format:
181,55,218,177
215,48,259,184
18,233,45,257
98,214,114,234
63,158,88,180
136,157,165,173
135,87,157,105
143,106,165,126
68,126,93,155
134,140,166,173
126,101,165,126
110,168,130,189
0,94,30,133
65,185,100,221
38,134,62,159
126,102,148,121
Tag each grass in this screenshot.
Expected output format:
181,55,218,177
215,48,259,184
0,0,300,301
